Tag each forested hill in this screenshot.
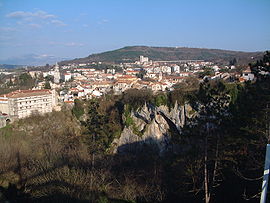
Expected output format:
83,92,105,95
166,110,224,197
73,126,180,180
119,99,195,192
60,46,263,65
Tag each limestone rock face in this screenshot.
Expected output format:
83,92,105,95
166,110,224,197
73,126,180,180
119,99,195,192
113,103,189,154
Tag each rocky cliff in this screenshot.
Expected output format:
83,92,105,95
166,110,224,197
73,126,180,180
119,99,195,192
113,102,192,155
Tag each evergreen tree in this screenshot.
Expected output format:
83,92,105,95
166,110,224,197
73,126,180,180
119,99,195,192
72,99,84,119
44,81,51,89
184,81,230,203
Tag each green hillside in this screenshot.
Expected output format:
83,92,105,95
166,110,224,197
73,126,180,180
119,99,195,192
60,46,264,65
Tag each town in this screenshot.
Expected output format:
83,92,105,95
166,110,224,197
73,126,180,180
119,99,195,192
0,0,269,202
0,55,255,124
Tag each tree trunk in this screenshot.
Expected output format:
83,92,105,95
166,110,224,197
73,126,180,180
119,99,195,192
212,135,220,185
90,134,95,187
266,104,270,143
204,135,211,203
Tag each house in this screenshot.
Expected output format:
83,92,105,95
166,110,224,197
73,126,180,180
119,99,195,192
134,80,151,89
125,70,140,75
68,88,86,99
63,73,72,82
92,90,102,97
179,72,193,77
90,81,114,93
240,67,255,81
107,68,116,74
113,80,134,92
29,71,42,78
145,72,157,78
143,66,155,74
212,65,220,72
117,75,138,81
173,65,180,73
163,75,185,84
149,82,168,92
161,66,172,74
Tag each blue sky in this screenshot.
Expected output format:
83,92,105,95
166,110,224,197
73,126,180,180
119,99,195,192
0,0,269,64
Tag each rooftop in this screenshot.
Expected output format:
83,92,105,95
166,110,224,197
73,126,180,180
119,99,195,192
0,89,52,99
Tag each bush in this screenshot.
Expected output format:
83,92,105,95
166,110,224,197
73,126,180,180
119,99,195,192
154,94,167,107
72,99,85,119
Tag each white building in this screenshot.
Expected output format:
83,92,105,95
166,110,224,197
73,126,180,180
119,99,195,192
241,68,255,81
161,66,172,74
63,73,72,82
212,65,220,72
0,89,58,119
29,71,42,78
173,65,180,73
107,68,116,74
140,56,149,64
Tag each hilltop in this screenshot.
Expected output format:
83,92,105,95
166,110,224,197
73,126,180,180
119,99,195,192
60,46,264,65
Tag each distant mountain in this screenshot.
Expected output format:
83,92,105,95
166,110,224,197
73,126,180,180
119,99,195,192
0,54,70,66
60,46,264,65
0,64,25,69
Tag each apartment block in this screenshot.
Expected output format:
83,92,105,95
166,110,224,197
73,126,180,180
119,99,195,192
0,89,57,119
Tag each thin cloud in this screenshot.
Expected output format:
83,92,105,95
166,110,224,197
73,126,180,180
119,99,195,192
34,54,56,59
49,41,84,47
100,19,109,24
102,19,109,23
6,11,31,18
6,10,67,28
51,19,67,26
6,10,56,19
64,42,84,47
35,10,56,19
98,19,109,25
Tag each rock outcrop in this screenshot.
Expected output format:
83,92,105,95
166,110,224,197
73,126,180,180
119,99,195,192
113,102,190,155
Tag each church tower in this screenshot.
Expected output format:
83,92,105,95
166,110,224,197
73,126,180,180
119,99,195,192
54,63,60,84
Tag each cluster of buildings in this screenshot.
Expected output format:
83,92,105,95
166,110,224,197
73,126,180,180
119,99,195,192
0,56,256,123
52,56,254,103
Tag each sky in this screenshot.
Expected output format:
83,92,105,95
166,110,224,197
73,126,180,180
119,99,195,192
0,0,269,65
